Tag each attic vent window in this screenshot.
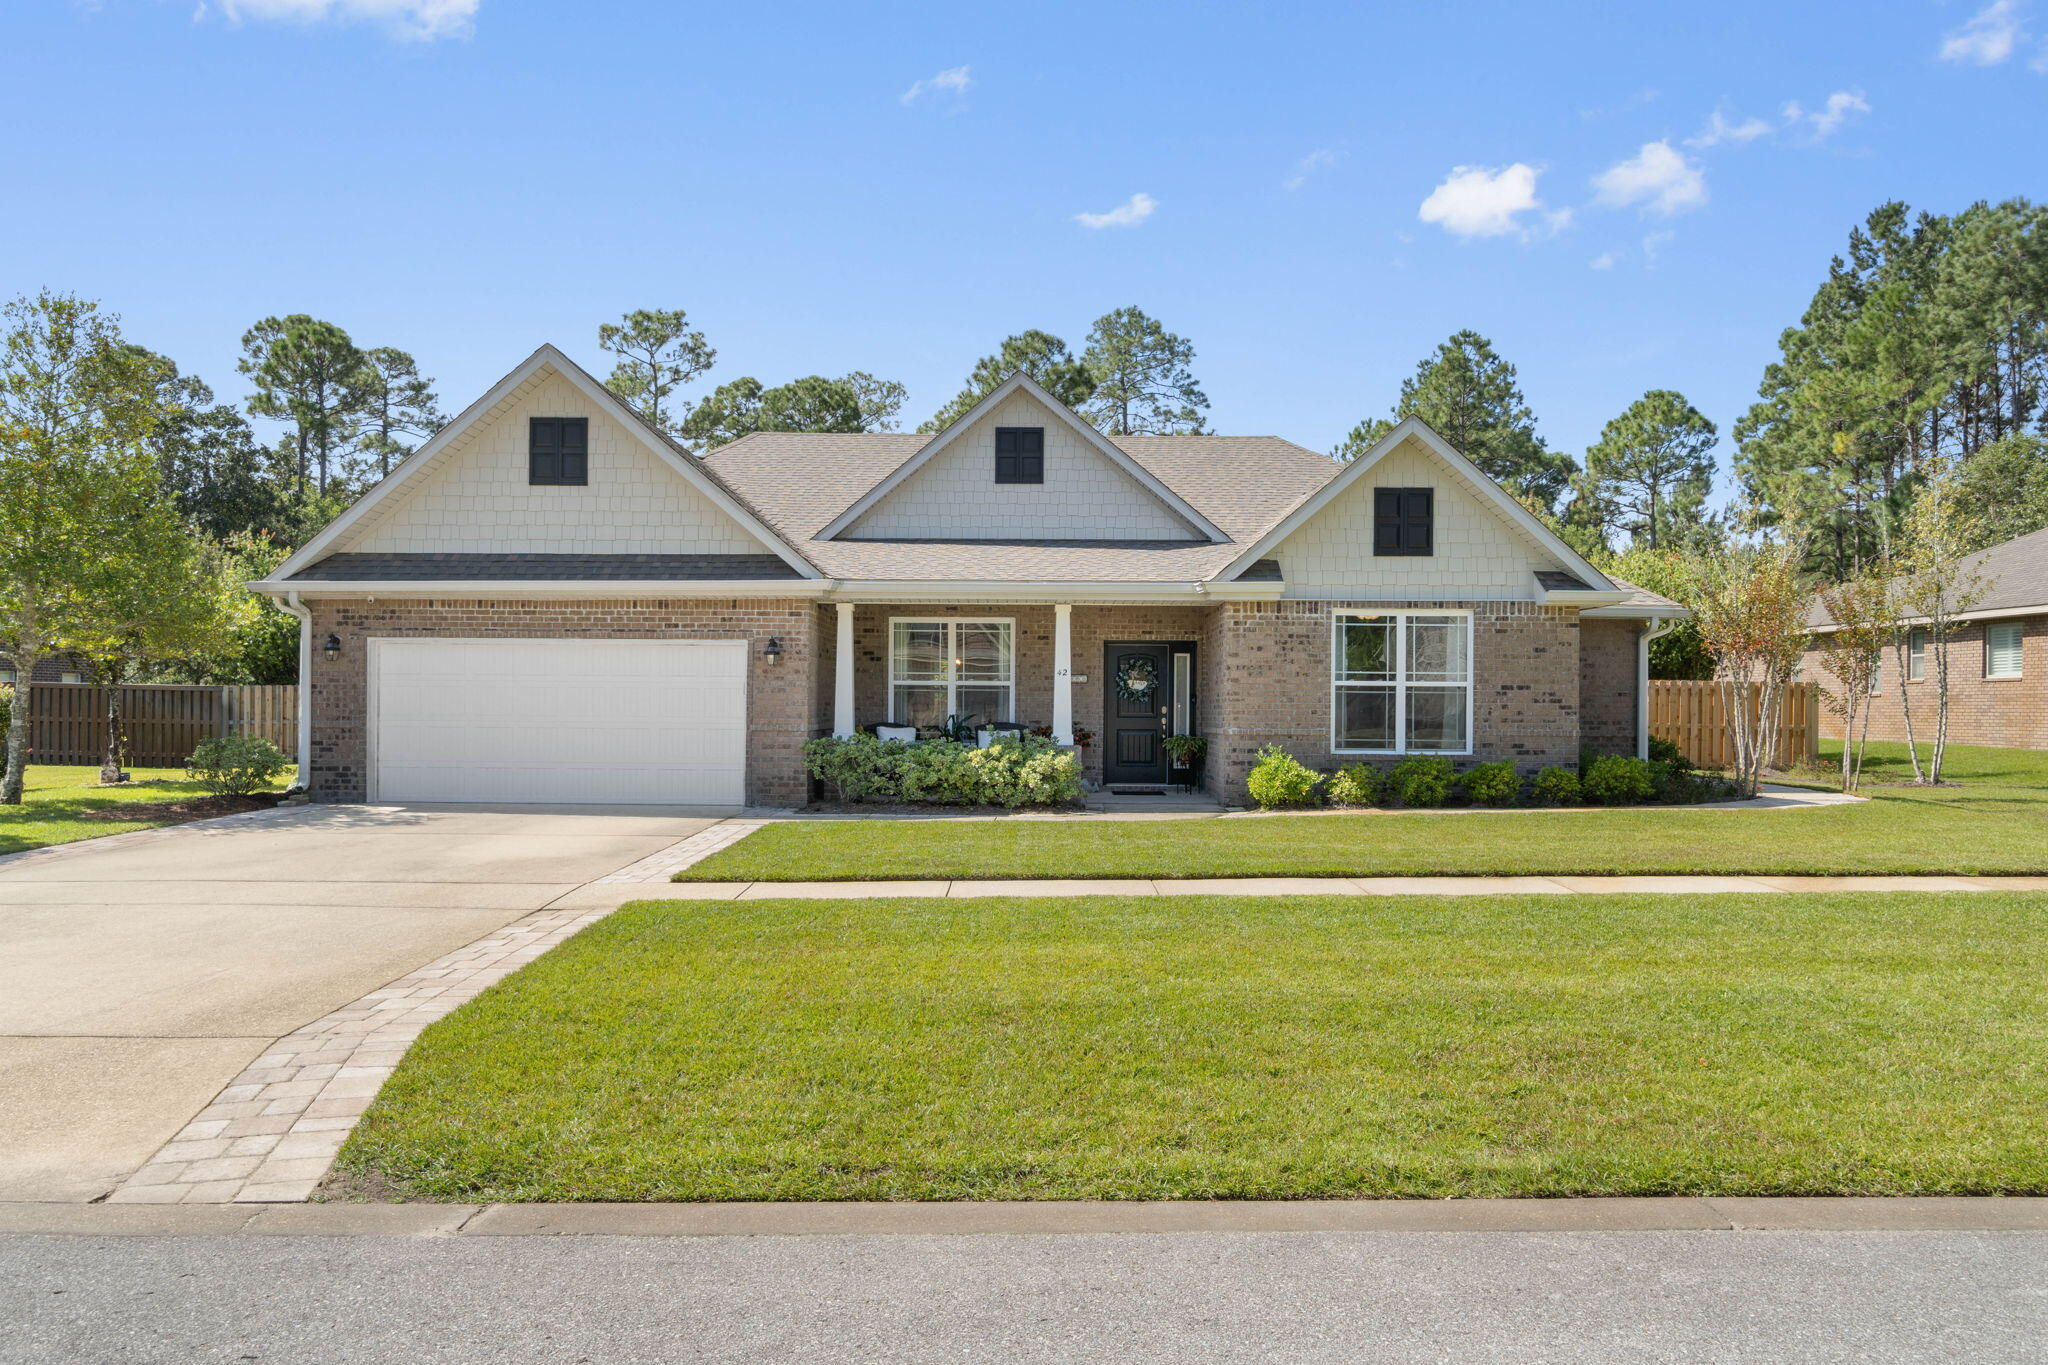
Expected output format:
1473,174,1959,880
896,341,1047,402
529,417,589,486
1374,487,1433,557
994,427,1044,484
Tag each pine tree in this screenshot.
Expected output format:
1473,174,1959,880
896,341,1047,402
1079,308,1208,435
1575,389,1718,551
920,330,1098,432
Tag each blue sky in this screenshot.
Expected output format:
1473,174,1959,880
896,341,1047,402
6,0,2044,491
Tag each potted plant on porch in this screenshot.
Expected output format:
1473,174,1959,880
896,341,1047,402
1161,734,1208,791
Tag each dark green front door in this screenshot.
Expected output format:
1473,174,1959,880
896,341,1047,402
1102,643,1172,784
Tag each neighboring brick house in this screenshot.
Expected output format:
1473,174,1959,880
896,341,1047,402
252,345,1684,806
1805,525,2048,751
0,652,88,686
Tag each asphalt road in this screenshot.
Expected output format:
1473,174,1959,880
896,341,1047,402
6,1230,2046,1362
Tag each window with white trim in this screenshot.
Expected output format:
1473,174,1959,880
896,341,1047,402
1907,628,1928,682
889,619,1014,729
1986,622,2023,679
1332,611,1472,754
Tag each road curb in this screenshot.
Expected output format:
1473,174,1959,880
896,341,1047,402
6,1197,2048,1238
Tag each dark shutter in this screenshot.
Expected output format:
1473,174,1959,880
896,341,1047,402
529,417,589,486
1373,487,1432,556
994,427,1045,484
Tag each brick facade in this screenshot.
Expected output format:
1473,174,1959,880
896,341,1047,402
1805,614,2047,750
303,597,822,806
303,594,1631,808
1578,618,1641,756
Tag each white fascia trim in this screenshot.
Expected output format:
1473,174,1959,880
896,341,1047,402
250,579,832,600
831,580,1227,603
1543,589,1634,607
1579,603,1691,620
1809,601,2045,633
1209,416,1616,591
269,345,822,583
814,371,1228,543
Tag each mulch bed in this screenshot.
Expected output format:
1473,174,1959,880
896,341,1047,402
79,792,283,824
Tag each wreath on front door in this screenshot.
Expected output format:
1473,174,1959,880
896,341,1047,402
1115,656,1159,705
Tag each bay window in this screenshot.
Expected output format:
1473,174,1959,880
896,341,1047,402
1332,610,1472,754
889,619,1014,729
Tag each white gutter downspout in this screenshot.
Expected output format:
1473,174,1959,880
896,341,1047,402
1637,619,1679,759
279,590,313,794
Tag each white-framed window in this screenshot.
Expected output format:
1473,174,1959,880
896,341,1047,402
0,667,14,685
1986,622,2024,679
59,671,84,684
889,618,1015,729
1907,628,1928,682
1332,610,1473,755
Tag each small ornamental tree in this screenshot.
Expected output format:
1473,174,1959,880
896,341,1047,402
1898,455,1992,784
1681,520,1815,796
1812,564,1897,793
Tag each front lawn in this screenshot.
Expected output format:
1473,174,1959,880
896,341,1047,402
679,741,2048,881
340,892,2048,1201
0,765,282,857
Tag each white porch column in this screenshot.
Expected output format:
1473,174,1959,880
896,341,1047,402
1052,603,1074,744
833,602,856,738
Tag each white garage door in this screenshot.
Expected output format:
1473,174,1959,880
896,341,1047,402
371,638,748,805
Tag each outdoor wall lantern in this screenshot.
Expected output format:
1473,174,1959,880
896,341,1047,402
763,637,784,665
322,634,342,662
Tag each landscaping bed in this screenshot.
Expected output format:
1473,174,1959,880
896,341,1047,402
678,741,2048,881
0,765,289,857
338,891,2048,1202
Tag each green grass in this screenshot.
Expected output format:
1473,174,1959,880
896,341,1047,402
679,741,2048,881
340,892,2048,1201
0,765,279,857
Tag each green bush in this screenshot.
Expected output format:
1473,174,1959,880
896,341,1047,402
1530,765,1581,806
1581,754,1660,805
0,684,11,747
802,733,1078,807
185,734,291,797
1385,755,1455,808
1245,745,1324,809
1646,736,1695,774
1324,763,1382,808
1458,760,1521,807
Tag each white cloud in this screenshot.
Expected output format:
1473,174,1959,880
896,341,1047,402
1074,192,1157,230
1641,230,1675,265
1940,0,2023,63
1417,163,1550,238
1590,250,1620,270
201,0,477,40
1686,108,1774,148
1283,148,1340,191
900,65,973,105
1784,89,1871,139
1591,140,1707,216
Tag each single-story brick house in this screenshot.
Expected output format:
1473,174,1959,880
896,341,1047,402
0,652,88,686
252,345,1684,806
1805,524,2048,750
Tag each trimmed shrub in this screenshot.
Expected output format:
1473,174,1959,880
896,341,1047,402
0,684,10,748
1647,735,1695,774
1581,753,1660,805
1246,744,1324,809
802,733,1079,807
185,735,291,797
1385,755,1455,808
1530,765,1581,806
1458,760,1521,807
1325,763,1382,808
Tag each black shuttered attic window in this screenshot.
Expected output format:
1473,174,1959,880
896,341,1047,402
1374,487,1433,556
529,417,589,486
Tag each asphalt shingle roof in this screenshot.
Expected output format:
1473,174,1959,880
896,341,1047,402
1806,524,2048,626
702,431,1341,581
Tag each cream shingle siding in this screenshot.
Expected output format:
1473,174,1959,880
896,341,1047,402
1273,438,1564,598
842,393,1203,542
344,371,771,556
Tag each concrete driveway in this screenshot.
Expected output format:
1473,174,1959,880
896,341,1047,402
0,804,722,1202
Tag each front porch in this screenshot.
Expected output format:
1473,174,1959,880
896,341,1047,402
819,602,1218,792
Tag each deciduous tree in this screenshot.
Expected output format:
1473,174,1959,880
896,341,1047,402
1898,454,1992,783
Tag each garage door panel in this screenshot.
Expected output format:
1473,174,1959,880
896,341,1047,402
371,639,749,805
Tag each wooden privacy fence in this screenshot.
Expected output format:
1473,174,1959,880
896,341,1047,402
1650,680,1820,771
19,683,297,767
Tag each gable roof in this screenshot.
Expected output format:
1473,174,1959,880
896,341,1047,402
1212,416,1616,590
1806,522,2048,628
705,430,1339,581
814,372,1228,543
267,344,821,583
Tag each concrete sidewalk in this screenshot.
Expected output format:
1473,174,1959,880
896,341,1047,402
557,872,2048,908
8,1196,2048,1238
